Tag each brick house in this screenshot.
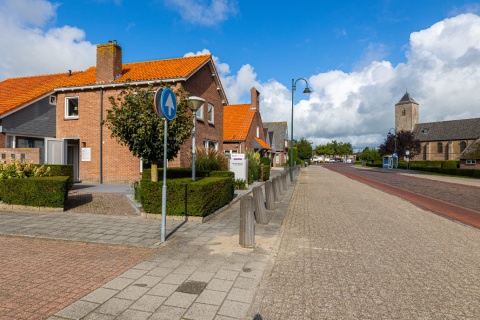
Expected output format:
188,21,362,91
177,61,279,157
395,92,480,161
0,72,78,163
459,138,480,169
223,87,271,157
1,41,228,183
263,121,288,167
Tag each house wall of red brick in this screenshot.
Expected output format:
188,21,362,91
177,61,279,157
0,148,41,164
171,64,225,167
0,133,5,148
56,64,224,183
459,159,480,169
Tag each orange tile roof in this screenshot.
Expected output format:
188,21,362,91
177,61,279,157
0,54,212,117
223,104,256,141
254,137,271,150
60,54,212,87
0,72,82,117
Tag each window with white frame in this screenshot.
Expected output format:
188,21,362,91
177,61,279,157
207,103,214,124
466,160,476,165
256,125,259,138
196,104,204,120
65,97,79,118
204,140,218,151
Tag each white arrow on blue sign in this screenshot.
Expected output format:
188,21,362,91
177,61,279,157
161,88,177,121
154,88,177,120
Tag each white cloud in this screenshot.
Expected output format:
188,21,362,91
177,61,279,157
0,0,95,80
214,13,480,149
163,0,238,26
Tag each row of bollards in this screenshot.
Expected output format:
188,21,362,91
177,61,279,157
239,168,299,248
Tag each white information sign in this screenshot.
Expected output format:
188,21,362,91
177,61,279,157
81,148,91,161
229,154,248,186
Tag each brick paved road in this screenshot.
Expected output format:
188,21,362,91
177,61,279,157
0,236,155,320
328,164,480,213
254,166,480,319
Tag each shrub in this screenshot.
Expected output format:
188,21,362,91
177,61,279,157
234,179,247,190
259,164,270,181
189,146,228,172
0,176,70,207
260,157,271,165
0,160,51,179
140,177,234,217
246,150,260,184
142,167,209,180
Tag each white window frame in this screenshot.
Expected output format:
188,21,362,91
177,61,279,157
466,160,476,165
207,103,214,124
196,104,204,121
65,97,79,119
256,125,260,138
204,140,218,151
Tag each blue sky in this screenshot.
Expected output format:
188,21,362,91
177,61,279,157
1,0,480,150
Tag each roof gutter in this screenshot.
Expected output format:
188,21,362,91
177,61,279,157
54,78,185,92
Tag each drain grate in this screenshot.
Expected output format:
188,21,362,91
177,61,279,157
176,280,208,295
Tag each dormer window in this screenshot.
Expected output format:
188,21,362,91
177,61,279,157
422,128,428,134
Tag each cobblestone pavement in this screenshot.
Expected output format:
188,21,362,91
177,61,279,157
0,236,155,320
64,192,139,216
253,166,480,319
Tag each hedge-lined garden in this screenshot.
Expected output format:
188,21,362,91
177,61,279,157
137,168,235,217
0,161,73,208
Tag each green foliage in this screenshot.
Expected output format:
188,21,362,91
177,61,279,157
142,167,208,180
0,176,70,207
260,157,271,165
103,84,193,181
359,147,382,162
234,179,247,190
189,146,228,172
210,171,235,178
315,140,353,156
259,164,270,181
296,137,313,160
140,177,234,217
40,164,74,188
378,130,421,157
246,150,260,184
0,160,51,179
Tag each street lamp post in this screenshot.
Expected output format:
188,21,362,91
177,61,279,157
290,78,311,182
389,128,397,168
187,96,205,181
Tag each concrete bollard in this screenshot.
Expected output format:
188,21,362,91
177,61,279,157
283,172,289,187
265,180,275,210
272,176,280,201
252,186,268,224
239,196,255,248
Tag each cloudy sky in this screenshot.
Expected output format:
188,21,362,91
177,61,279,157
1,0,480,150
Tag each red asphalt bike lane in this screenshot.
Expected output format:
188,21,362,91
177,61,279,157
326,166,480,229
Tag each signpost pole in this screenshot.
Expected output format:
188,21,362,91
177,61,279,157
161,118,168,243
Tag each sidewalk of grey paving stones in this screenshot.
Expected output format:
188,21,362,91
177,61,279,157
0,168,291,320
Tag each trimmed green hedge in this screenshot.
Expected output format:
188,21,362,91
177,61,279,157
408,167,480,178
210,171,235,178
142,168,210,180
0,176,70,207
140,176,234,217
39,164,74,188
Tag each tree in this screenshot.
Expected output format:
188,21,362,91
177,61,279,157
378,130,421,158
296,137,313,160
336,142,353,156
315,140,353,157
315,143,335,156
359,147,382,162
103,84,193,181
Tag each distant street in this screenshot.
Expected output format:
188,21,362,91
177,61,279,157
326,164,480,228
254,165,480,319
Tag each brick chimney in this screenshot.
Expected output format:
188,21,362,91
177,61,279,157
250,87,260,112
96,40,122,83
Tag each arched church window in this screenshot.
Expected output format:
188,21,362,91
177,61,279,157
460,141,467,153
437,142,443,153
402,109,406,116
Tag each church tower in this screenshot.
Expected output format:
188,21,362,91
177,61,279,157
395,92,419,132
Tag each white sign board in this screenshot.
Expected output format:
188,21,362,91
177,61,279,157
229,154,248,186
81,148,91,161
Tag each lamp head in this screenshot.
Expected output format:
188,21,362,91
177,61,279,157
187,96,205,112
303,87,311,96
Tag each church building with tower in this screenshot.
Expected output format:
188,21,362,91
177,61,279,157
394,92,480,161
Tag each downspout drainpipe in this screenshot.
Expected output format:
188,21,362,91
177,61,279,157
100,88,103,184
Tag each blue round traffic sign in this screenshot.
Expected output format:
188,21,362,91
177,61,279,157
160,88,177,121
